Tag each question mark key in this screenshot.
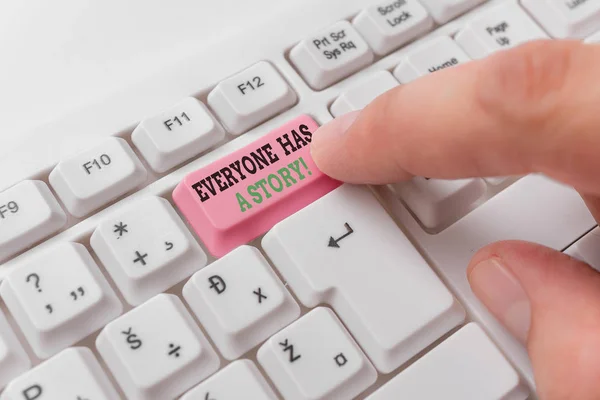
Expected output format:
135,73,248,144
0,242,122,358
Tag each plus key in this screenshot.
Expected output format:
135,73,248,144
133,251,148,266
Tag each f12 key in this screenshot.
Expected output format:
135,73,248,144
173,115,341,257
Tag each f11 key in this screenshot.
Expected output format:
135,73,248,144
173,115,341,256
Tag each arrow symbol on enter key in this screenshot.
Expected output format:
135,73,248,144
328,223,354,249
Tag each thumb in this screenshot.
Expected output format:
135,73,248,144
468,241,600,400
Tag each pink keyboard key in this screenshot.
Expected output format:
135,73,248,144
173,115,341,257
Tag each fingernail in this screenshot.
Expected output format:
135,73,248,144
310,111,360,170
313,111,361,141
469,257,531,343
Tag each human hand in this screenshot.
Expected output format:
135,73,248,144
311,40,600,399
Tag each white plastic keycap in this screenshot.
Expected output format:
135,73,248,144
418,0,485,23
484,176,511,186
49,137,147,217
0,180,66,263
96,294,220,400
290,21,374,90
393,36,471,83
367,323,528,400
522,0,600,39
182,360,278,400
412,175,595,386
208,61,297,135
132,97,225,173
0,309,30,390
0,347,119,400
353,0,434,55
91,196,207,305
585,30,600,43
456,1,548,59
183,245,299,360
394,178,487,230
330,71,399,117
565,227,600,272
258,307,377,400
0,242,122,358
263,185,465,373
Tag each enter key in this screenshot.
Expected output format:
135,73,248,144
173,115,341,257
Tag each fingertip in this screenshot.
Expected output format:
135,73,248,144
310,111,360,174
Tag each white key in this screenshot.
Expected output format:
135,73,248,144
353,0,434,55
393,178,487,230
262,185,465,373
258,307,377,400
0,180,66,263
456,1,548,59
183,245,299,360
182,360,278,400
290,21,374,90
393,36,471,83
96,294,220,400
0,347,119,400
49,137,147,217
330,71,399,117
484,176,510,186
91,196,207,305
565,227,600,272
0,309,30,390
132,97,225,173
208,61,297,135
418,0,485,23
522,0,600,39
0,242,122,358
585,30,600,42
412,175,595,385
367,323,528,400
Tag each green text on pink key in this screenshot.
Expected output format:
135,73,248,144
173,115,341,257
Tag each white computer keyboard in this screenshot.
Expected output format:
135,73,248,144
1,0,600,398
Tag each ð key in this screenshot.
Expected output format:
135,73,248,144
290,21,374,90
522,0,600,39
0,180,67,263
0,347,119,400
208,61,297,135
258,307,377,400
49,137,147,217
173,115,341,257
181,360,278,400
456,1,548,59
367,324,528,400
0,242,122,358
393,36,471,83
96,294,220,400
183,245,299,359
262,185,465,373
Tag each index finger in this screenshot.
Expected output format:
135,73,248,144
311,40,600,196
